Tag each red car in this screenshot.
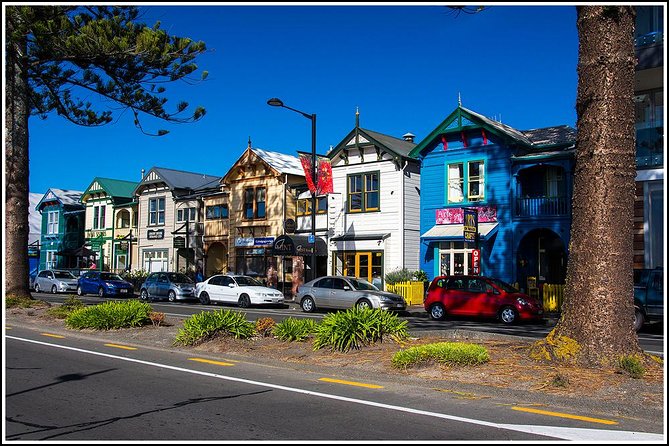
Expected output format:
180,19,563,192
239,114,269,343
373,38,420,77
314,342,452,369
424,275,544,324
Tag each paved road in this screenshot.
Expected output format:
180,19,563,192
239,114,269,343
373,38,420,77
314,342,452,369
6,325,664,441
31,292,665,357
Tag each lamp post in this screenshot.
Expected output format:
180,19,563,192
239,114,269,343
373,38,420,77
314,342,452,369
267,97,317,282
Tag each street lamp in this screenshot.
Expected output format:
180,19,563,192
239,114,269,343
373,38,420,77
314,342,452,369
267,97,317,282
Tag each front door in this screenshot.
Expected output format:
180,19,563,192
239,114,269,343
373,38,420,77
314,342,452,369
355,253,372,282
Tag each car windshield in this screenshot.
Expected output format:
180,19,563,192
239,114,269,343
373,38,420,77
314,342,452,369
234,276,264,287
348,278,379,291
54,271,76,279
167,273,193,284
100,273,123,281
489,278,518,293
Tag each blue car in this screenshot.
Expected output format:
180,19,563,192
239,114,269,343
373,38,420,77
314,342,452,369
77,271,134,297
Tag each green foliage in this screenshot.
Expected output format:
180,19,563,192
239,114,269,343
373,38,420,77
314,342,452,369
65,300,152,330
413,270,428,282
6,5,208,134
391,342,490,369
121,269,150,289
174,309,255,346
47,295,85,319
618,354,645,379
385,268,426,285
255,317,277,337
313,308,409,352
273,317,318,342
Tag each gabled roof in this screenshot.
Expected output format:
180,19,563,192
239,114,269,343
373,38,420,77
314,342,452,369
135,167,223,196
408,106,576,158
81,177,139,204
29,192,43,244
36,188,84,212
329,127,417,161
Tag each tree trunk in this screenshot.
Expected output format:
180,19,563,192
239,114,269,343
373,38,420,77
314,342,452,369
552,6,640,364
5,9,32,299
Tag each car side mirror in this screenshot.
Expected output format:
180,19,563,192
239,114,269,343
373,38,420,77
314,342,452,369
343,286,350,291
228,283,236,288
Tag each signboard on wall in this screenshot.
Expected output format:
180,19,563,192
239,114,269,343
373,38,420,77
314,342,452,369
173,236,186,248
463,207,478,244
147,229,164,240
471,249,480,274
436,206,497,225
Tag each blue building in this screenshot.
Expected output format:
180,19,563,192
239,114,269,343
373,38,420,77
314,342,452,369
409,105,576,291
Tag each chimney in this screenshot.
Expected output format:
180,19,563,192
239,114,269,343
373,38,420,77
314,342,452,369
402,132,415,143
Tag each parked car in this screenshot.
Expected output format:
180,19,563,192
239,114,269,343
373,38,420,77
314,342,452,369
295,276,407,313
77,271,134,297
33,269,79,294
195,274,284,307
633,267,663,332
424,275,544,324
139,272,196,302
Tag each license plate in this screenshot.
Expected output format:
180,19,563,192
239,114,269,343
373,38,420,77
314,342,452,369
120,289,128,293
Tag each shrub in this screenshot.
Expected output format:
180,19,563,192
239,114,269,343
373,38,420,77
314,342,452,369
120,269,150,290
384,268,415,285
313,307,409,352
149,311,166,327
174,309,255,346
255,317,277,337
618,354,645,379
65,300,152,330
6,295,49,309
273,317,318,342
47,295,85,319
391,342,490,369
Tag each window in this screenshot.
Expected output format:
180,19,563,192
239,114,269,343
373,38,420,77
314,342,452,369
93,205,106,229
448,164,464,203
46,251,57,269
206,204,229,219
347,172,379,212
468,161,485,201
244,187,266,219
297,197,327,216
448,161,485,203
116,210,131,228
148,198,165,226
177,207,197,222
47,211,59,234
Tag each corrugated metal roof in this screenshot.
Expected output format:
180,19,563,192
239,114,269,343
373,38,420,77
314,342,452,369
252,148,304,176
93,177,139,198
359,128,417,158
149,167,223,192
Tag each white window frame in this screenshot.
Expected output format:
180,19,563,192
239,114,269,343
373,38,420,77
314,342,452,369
46,250,57,269
93,205,106,229
447,163,464,203
47,211,59,234
149,197,165,226
177,207,197,223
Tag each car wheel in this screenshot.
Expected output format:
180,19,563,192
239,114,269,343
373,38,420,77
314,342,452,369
634,307,644,332
499,306,518,325
168,290,176,302
429,303,446,321
51,285,58,294
238,294,251,308
139,289,149,301
34,283,41,293
199,292,210,305
98,287,105,298
77,285,84,296
356,298,373,310
301,296,316,313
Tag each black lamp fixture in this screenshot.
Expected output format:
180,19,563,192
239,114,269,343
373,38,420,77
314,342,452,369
267,97,318,282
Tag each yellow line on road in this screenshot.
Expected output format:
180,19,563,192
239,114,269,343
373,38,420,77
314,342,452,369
512,406,618,425
104,343,137,351
41,333,65,339
319,378,384,389
188,358,236,367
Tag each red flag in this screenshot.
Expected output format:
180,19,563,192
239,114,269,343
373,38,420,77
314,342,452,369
316,157,334,194
299,153,317,193
482,129,488,145
441,135,448,151
461,131,468,148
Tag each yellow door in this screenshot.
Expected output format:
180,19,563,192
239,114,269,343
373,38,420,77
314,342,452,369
355,252,373,282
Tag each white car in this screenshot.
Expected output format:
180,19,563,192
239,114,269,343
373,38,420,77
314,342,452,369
195,274,285,307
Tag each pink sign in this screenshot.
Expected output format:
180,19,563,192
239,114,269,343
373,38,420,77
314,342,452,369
436,206,497,224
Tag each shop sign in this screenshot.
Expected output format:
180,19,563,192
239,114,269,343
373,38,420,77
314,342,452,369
436,206,497,225
235,237,254,247
118,241,129,251
248,248,265,255
272,235,295,255
254,237,275,246
471,249,480,274
147,229,164,240
173,236,186,248
284,218,296,234
463,207,478,243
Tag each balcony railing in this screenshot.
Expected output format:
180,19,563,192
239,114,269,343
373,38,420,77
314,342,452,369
515,196,569,217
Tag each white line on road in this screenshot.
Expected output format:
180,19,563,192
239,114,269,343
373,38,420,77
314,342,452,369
6,335,663,442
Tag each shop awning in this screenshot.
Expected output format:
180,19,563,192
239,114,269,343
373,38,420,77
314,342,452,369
269,234,327,256
421,222,499,240
55,246,98,257
330,232,391,242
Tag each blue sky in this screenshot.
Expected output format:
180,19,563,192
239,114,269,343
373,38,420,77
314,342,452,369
27,4,578,195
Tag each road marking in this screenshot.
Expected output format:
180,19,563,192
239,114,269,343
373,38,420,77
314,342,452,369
188,357,236,367
512,406,618,425
7,335,663,442
41,333,65,339
104,343,137,351
319,377,384,389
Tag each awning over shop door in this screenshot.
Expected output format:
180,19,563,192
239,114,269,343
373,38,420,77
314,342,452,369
421,222,499,240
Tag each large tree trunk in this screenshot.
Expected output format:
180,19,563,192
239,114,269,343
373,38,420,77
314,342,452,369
551,6,640,364
5,9,32,299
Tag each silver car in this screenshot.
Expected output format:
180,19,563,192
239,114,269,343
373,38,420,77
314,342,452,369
33,269,79,294
295,276,407,313
139,272,195,302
